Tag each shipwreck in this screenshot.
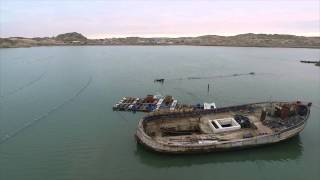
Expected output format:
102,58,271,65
135,101,312,154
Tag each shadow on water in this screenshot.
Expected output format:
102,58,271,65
134,136,303,168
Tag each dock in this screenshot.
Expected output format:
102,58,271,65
113,94,216,112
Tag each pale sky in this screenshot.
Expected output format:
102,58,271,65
0,0,319,38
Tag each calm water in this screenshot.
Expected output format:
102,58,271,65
0,46,319,180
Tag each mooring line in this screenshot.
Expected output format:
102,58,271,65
0,76,93,145
166,72,258,81
117,112,129,123
172,87,204,102
313,103,320,109
0,72,47,99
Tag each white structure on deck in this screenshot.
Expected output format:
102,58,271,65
170,100,178,110
156,98,164,110
209,118,241,133
203,102,216,110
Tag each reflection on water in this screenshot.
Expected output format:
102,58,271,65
135,136,303,168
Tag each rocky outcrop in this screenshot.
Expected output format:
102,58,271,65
55,32,87,42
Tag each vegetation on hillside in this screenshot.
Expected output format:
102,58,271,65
55,32,87,42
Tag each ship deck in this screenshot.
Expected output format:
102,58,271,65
143,108,275,144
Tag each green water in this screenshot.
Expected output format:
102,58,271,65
0,46,319,180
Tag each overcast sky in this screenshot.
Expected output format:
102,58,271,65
0,0,319,38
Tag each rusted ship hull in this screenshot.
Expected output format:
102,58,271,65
135,102,311,154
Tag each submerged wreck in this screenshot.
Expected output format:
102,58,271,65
136,101,312,153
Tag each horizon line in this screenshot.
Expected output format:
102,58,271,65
2,32,320,39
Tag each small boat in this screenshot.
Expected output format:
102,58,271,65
135,101,312,154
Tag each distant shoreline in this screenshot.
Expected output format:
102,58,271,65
1,44,320,49
1,32,319,49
